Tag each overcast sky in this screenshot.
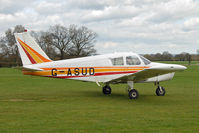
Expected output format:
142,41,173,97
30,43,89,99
0,0,199,54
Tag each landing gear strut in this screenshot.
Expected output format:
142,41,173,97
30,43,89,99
155,82,166,96
102,85,111,95
128,81,139,99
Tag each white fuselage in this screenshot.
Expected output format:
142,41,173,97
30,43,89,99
23,52,186,84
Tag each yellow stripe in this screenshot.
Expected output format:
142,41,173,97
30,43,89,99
23,68,144,76
18,39,43,63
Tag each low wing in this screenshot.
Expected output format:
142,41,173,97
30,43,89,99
106,64,181,84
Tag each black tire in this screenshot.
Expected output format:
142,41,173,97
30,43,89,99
156,86,166,96
128,89,139,99
102,85,111,95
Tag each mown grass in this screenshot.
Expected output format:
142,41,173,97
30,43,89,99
0,62,199,133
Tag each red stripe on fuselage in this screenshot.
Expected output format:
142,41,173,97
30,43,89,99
94,71,137,76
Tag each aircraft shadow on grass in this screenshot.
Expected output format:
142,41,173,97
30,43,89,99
79,89,174,104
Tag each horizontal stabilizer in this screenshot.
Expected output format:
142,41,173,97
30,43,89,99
23,66,43,71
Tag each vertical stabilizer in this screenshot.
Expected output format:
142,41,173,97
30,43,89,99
14,31,52,66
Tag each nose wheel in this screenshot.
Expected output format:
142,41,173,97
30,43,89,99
102,85,112,95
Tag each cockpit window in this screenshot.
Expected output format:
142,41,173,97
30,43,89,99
139,55,151,65
111,57,124,65
126,56,141,65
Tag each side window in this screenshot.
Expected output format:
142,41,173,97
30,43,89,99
126,56,141,65
111,57,124,65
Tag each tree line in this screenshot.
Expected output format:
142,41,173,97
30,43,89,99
143,51,199,65
0,25,97,67
0,25,199,67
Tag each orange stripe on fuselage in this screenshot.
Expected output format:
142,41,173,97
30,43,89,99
23,66,149,77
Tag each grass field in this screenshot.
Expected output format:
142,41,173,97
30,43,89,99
0,61,199,133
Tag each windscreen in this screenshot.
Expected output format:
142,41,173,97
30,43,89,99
139,55,151,65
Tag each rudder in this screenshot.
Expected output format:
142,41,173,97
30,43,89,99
14,31,52,66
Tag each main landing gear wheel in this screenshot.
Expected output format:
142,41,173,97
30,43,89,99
102,85,111,95
128,89,139,99
156,86,166,96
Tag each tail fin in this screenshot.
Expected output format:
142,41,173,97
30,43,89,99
14,31,52,66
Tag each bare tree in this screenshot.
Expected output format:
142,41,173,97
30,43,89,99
185,53,191,65
0,25,25,66
48,24,73,59
45,24,97,59
0,24,98,66
31,31,58,60
197,49,199,55
154,53,162,61
69,25,97,57
0,36,8,67
0,36,8,57
162,51,173,61
30,25,97,60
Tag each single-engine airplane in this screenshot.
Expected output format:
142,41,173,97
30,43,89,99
14,31,187,99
